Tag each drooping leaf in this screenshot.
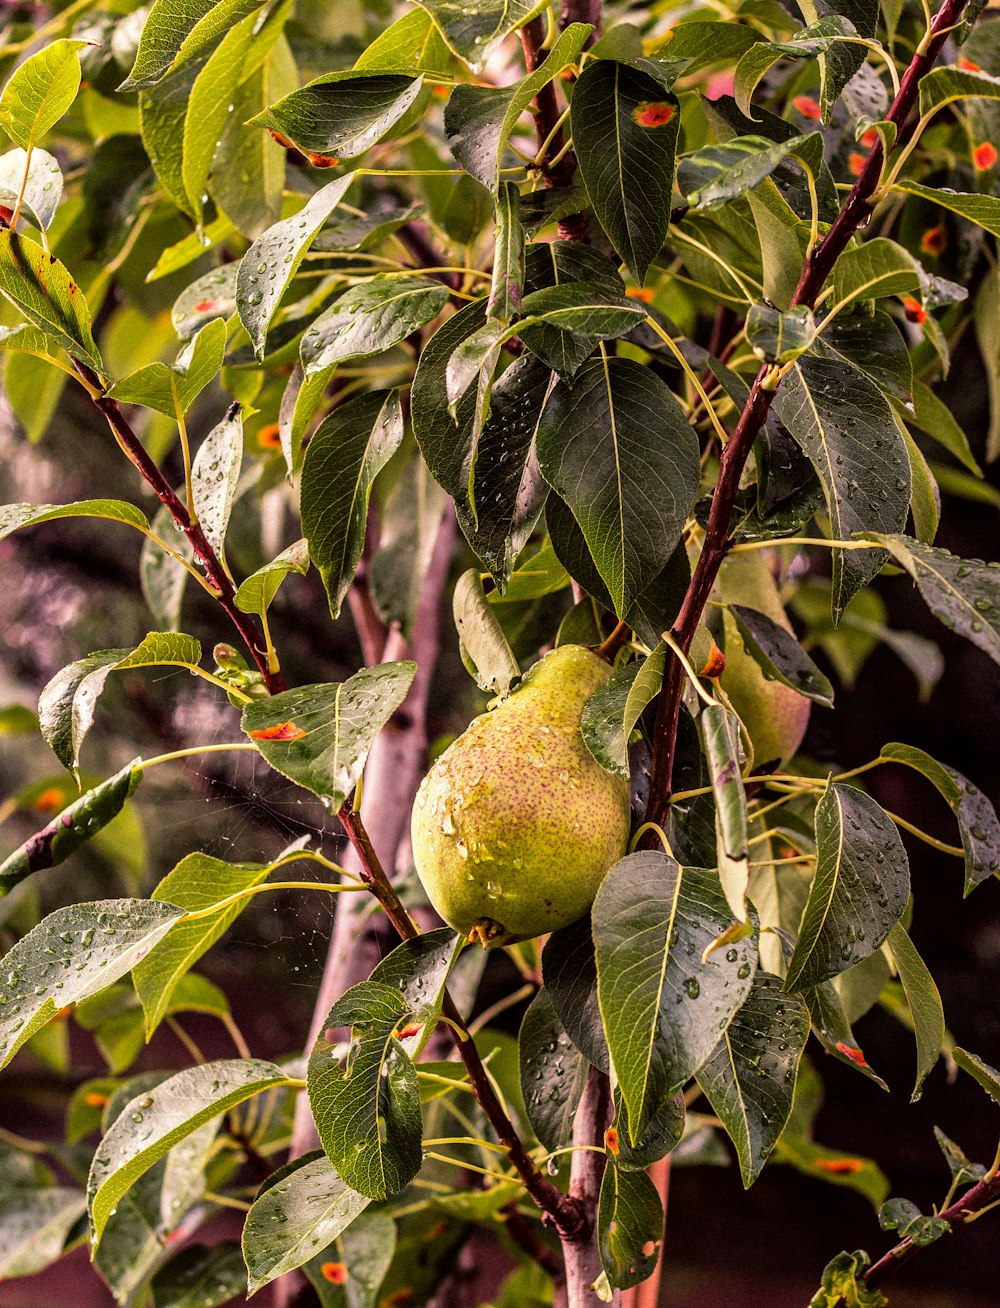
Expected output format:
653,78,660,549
234,539,310,618
452,568,520,698
892,178,1000,238
801,973,889,1090
519,988,589,1152
300,391,404,620
597,1163,663,1291
541,916,610,1073
236,174,356,357
571,58,682,284
0,230,103,372
733,17,862,123
0,148,62,231
878,741,1000,893
249,72,422,160
953,1046,1000,1105
696,972,810,1186
308,982,423,1201
730,606,834,707
0,762,143,894
0,39,90,148
701,702,751,922
301,279,449,375
593,852,757,1141
886,922,945,1102
0,899,185,1069
785,784,909,992
609,1084,685,1171
536,355,699,617
917,63,1000,119
242,663,416,810
771,353,910,618
369,454,449,637
878,1197,950,1248
88,1059,291,1242
242,1155,370,1294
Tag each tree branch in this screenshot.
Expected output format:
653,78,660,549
562,1066,617,1306
643,0,972,833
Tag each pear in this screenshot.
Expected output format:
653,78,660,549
718,550,811,768
411,644,631,946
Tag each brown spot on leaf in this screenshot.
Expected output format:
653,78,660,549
632,101,675,128
604,1126,620,1156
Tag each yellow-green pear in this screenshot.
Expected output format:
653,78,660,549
411,645,631,946
719,550,811,768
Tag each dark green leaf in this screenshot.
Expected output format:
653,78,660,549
301,392,405,620
785,783,909,991
249,72,421,159
831,238,921,309
934,1127,986,1187
878,1197,949,1247
580,658,641,778
369,927,459,1056
301,279,448,374
541,916,609,1072
593,852,757,1140
696,972,810,1186
415,0,554,70
679,133,818,209
731,605,834,706
536,356,699,616
488,182,524,320
893,178,1000,238
886,922,944,1101
571,59,681,284
610,1085,685,1171
308,982,423,1200
150,1242,246,1308
519,988,589,1152
802,974,889,1090
918,64,1000,119
242,663,416,810
746,304,816,363
597,1163,662,1290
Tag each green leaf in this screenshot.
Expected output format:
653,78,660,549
536,355,699,617
610,1085,685,1170
679,133,819,209
730,605,834,706
895,380,980,477
171,266,238,341
355,8,453,75
0,230,102,372
308,982,423,1201
122,0,263,90
0,147,62,231
878,1197,949,1247
369,928,459,1056
488,181,524,321
893,178,1000,239
0,39,90,148
953,1046,1000,1104
242,663,417,810
809,1250,887,1307
236,174,356,358
39,633,202,777
831,238,921,309
443,24,591,190
696,972,809,1186
0,762,143,894
660,21,763,71
785,783,909,992
303,1209,396,1308
518,988,589,1152
0,500,150,549
249,72,422,159
369,454,449,636
746,304,816,363
234,539,309,617
242,1156,370,1294
0,899,185,1069
771,353,910,618
975,265,1000,464
900,422,940,545
934,1127,986,1187
801,973,889,1089
597,1163,663,1291
490,538,570,603
191,405,243,559
413,0,551,70
886,922,944,1101
150,1243,247,1308
301,279,448,375
593,852,757,1141
88,1058,290,1243
571,58,681,285
141,503,193,631
452,567,520,698
108,318,227,416
133,852,273,1035
701,702,751,922
0,1187,87,1278
878,741,1000,893
918,63,1000,119
580,658,642,778
733,17,861,122
541,917,610,1073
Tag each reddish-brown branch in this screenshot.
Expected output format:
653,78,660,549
643,0,973,833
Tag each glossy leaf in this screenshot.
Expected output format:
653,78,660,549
0,39,89,148
0,1187,87,1278
593,852,757,1141
571,58,681,284
519,988,589,1152
696,972,810,1185
701,702,751,922
536,356,699,617
802,973,889,1090
680,133,818,209
746,304,816,363
107,318,227,415
236,174,356,358
597,1163,662,1290
953,1046,1000,1104
0,148,62,231
369,928,459,1056
541,916,610,1073
355,8,452,75
249,72,422,159
771,353,909,618
878,741,1000,893
414,0,551,70
0,899,185,1069
142,503,193,631
0,761,142,894
150,1243,247,1308
303,1209,396,1308
580,658,642,778
488,181,524,320
235,539,309,617
831,238,921,309
917,63,1000,118
242,1156,370,1294
893,179,1000,238
89,1059,290,1241
122,0,263,89
242,663,416,809
0,230,102,372
308,982,423,1200
301,391,404,620
609,1085,685,1171
301,279,449,375
452,567,520,698
886,922,945,1101
785,784,909,992
878,1197,949,1247
730,606,834,707
733,17,860,122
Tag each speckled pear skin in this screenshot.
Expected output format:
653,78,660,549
719,551,811,768
411,645,631,945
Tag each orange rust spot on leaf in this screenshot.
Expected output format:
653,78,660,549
257,422,282,450
306,151,340,169
847,152,866,177
321,1262,348,1284
626,287,654,302
432,84,451,99
632,101,675,128
394,1023,423,1040
428,1218,451,1239
902,296,926,325
860,128,879,148
249,721,307,741
50,1006,72,1022
835,1040,869,1066
960,57,982,71
604,1126,620,1156
193,299,224,313
268,130,296,150
699,641,726,680
792,96,822,121
973,141,998,171
381,1291,415,1307
33,786,66,813
84,1091,109,1108
920,223,947,257
816,1157,864,1174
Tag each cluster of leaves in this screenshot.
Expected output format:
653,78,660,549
1,0,1000,1304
